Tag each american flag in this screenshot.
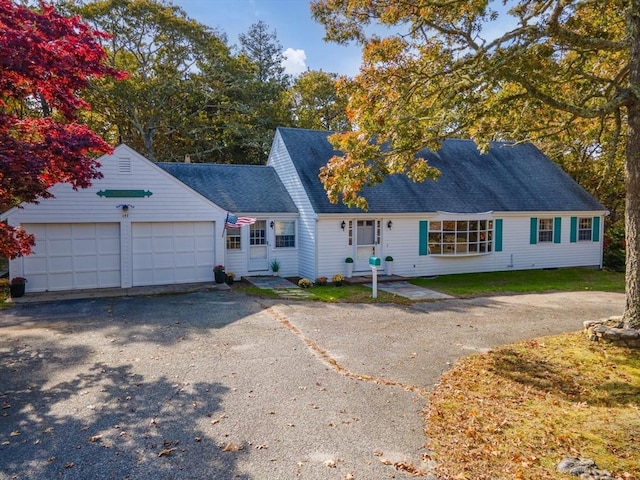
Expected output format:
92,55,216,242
225,213,256,229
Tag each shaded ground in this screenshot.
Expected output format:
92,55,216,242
0,290,625,479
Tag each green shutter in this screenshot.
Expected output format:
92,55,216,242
554,217,562,244
419,220,429,255
593,216,600,242
494,219,503,252
570,217,577,243
530,217,538,244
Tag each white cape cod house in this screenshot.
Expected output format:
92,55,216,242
2,129,607,293
267,127,607,281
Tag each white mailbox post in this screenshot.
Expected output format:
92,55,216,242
369,256,381,298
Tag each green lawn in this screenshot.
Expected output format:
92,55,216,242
412,268,624,297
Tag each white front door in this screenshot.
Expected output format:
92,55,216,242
355,220,379,271
249,220,268,271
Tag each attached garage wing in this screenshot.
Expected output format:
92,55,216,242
131,222,215,286
22,223,121,292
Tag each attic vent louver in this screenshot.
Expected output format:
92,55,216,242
118,157,131,174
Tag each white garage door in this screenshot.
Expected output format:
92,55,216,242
132,222,215,286
22,223,121,292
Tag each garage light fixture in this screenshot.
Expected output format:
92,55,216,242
117,204,134,212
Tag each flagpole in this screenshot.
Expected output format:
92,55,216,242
222,212,228,238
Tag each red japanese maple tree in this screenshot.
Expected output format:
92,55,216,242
0,0,125,258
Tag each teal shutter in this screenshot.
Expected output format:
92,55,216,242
592,216,600,242
494,219,503,252
570,217,577,243
530,217,538,244
419,220,429,255
554,217,562,244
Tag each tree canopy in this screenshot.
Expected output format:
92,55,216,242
0,0,124,258
288,70,352,131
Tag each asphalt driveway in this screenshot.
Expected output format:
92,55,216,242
0,290,624,479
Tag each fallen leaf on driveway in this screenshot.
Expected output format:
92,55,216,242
9,431,20,437
158,448,176,457
221,442,243,452
394,461,426,476
89,435,103,443
64,462,75,469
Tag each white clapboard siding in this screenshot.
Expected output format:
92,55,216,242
6,145,228,290
267,131,317,279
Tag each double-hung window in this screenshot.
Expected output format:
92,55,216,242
274,221,295,248
226,228,241,250
538,218,554,243
578,218,593,241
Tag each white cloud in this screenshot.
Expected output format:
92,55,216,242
281,48,307,76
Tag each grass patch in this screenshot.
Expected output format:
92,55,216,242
413,268,624,297
303,284,412,304
425,332,640,479
234,281,412,304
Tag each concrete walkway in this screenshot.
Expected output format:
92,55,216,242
8,281,229,304
245,276,451,301
369,281,454,300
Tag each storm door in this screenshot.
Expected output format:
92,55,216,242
248,220,268,271
355,220,379,271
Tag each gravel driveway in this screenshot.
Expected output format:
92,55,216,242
0,290,624,479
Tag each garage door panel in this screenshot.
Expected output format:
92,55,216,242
132,222,214,286
176,238,195,253
22,223,121,292
48,224,72,238
99,238,120,255
99,253,120,269
50,256,72,272
75,238,97,254
175,252,195,267
49,239,72,252
23,256,47,273
153,237,174,252
74,255,97,270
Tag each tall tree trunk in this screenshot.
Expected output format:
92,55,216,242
623,0,640,329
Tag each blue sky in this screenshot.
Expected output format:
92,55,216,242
171,0,364,77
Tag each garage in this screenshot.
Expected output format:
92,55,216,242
131,222,215,286
22,223,121,292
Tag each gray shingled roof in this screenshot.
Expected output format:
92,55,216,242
157,162,297,214
277,127,605,214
